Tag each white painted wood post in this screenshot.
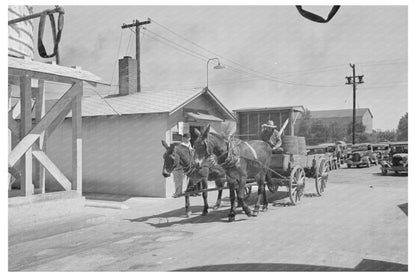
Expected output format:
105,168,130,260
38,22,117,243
34,79,46,194
20,75,33,196
72,82,82,193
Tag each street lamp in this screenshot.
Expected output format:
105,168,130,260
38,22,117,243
206,58,225,88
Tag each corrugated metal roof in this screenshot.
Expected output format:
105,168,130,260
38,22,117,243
33,87,205,118
310,108,373,119
8,56,109,85
13,87,238,121
234,105,305,113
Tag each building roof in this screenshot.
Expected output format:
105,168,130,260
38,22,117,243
233,105,305,113
8,56,109,85
310,108,373,119
389,141,408,146
16,87,236,120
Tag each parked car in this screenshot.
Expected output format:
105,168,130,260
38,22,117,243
380,141,408,175
318,143,340,169
371,143,390,163
308,144,337,170
346,143,378,168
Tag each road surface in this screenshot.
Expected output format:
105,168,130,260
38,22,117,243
9,165,408,271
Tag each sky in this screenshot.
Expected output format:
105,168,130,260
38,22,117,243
32,5,408,130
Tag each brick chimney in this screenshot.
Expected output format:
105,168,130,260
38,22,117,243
118,56,137,96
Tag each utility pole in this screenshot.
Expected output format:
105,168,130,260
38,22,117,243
345,64,364,144
121,19,151,92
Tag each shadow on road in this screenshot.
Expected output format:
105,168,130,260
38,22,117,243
173,259,407,271
126,190,296,228
126,205,249,228
372,172,408,177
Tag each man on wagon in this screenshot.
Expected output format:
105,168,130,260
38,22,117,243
260,120,283,154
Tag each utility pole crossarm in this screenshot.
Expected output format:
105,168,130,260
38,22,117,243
121,20,151,29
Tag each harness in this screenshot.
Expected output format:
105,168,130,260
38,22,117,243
203,137,258,169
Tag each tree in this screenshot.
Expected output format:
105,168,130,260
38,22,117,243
397,112,408,141
347,121,368,143
375,130,396,142
297,109,312,139
309,120,330,145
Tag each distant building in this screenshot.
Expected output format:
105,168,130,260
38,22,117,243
309,108,373,133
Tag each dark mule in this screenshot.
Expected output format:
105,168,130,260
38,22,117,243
161,140,226,217
193,126,272,222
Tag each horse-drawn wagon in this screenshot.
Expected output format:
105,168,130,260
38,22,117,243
245,136,330,205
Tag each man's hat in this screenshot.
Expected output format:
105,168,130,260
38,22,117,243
262,120,277,128
182,133,190,139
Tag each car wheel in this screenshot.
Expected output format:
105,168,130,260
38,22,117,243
382,169,387,176
347,164,351,168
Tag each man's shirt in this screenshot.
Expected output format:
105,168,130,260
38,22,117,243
261,128,282,149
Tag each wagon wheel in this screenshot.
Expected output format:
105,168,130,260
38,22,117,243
244,184,252,200
315,158,329,196
288,165,306,205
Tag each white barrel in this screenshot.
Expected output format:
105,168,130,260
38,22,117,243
8,5,34,59
297,136,307,155
282,136,299,154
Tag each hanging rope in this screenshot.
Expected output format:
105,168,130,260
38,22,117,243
37,7,65,61
296,6,340,23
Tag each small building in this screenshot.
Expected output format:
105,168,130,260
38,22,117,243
233,106,305,140
44,84,236,198
308,108,373,134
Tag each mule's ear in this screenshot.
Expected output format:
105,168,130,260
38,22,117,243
202,125,210,139
193,128,201,137
161,140,169,150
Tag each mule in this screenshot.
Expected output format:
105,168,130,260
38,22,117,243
193,125,272,222
161,140,226,217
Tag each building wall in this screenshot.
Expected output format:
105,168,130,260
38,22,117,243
167,93,233,139
45,113,169,197
361,111,373,133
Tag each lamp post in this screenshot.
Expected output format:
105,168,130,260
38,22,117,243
206,58,225,88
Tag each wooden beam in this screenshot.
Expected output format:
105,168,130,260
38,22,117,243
20,75,33,196
32,150,71,191
9,68,77,85
72,87,82,192
34,79,46,193
45,104,72,140
9,82,82,167
289,109,294,136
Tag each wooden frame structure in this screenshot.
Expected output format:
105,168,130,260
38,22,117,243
8,57,108,197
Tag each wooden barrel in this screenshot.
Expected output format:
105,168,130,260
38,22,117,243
282,136,299,154
297,136,307,155
8,5,34,59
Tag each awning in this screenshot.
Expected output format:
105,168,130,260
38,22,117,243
186,112,223,122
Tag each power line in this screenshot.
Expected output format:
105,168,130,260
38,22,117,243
149,18,344,87
143,29,208,62
149,18,407,87
144,29,344,88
